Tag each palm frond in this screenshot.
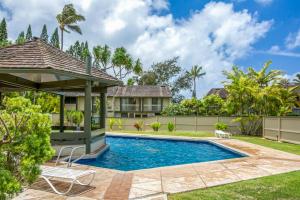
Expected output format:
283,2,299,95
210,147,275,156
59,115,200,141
66,25,82,34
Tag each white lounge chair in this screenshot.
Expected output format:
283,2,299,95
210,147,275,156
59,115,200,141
215,130,231,138
40,165,95,195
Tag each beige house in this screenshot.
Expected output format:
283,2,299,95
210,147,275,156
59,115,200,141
106,85,172,118
61,85,172,118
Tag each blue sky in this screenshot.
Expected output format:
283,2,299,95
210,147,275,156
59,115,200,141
0,0,299,96
168,0,300,75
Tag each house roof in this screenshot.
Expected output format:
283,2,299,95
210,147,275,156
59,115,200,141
206,88,228,99
0,38,121,86
59,85,172,98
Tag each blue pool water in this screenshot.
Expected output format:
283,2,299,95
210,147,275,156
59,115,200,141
77,136,245,171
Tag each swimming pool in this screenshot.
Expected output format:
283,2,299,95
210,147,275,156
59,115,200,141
77,136,246,171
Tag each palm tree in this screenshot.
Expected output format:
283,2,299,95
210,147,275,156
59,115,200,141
188,65,206,98
93,45,111,71
56,4,85,50
294,74,300,85
248,61,283,87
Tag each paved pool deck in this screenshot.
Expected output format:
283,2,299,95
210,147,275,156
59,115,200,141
15,133,300,200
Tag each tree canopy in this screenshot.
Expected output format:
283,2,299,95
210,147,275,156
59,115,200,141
0,97,54,199
25,25,32,41
138,57,193,102
40,24,48,43
50,28,60,49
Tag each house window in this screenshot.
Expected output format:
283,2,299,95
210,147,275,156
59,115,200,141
152,98,161,112
65,97,76,104
152,98,159,105
121,98,138,111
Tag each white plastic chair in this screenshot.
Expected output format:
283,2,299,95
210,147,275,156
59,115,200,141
215,130,231,138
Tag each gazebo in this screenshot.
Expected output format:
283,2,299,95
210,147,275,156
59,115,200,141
0,37,121,154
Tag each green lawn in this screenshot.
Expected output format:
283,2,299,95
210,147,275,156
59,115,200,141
233,135,300,155
169,171,300,200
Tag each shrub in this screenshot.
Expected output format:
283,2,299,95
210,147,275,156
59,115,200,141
150,122,161,132
0,97,54,199
66,110,84,128
134,120,144,131
215,122,228,131
117,119,123,130
167,122,175,132
72,111,84,127
108,118,116,131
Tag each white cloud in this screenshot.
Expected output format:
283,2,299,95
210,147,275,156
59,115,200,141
0,0,271,97
285,29,300,50
254,0,273,6
258,45,300,58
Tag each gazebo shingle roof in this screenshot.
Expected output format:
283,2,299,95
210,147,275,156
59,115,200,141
0,37,120,84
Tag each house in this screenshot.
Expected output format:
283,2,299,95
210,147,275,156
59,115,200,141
106,85,172,118
206,88,228,99
61,85,172,118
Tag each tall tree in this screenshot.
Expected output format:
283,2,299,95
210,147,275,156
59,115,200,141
187,65,206,98
50,28,60,49
16,31,25,44
139,57,192,102
112,47,136,80
40,24,48,43
81,41,90,60
93,45,111,71
56,4,85,50
0,18,8,42
25,25,32,41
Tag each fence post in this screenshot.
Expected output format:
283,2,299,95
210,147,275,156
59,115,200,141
195,116,197,132
262,117,265,138
278,117,282,141
174,116,176,131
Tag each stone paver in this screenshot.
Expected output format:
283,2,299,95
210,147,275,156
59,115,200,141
14,135,300,200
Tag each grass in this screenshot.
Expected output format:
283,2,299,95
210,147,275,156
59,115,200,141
233,135,300,155
169,171,300,200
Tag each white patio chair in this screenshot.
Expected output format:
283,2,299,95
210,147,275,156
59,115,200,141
40,165,95,195
215,130,231,138
55,146,85,167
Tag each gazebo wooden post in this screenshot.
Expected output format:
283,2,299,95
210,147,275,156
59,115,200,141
59,95,65,133
100,90,106,129
84,55,92,154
